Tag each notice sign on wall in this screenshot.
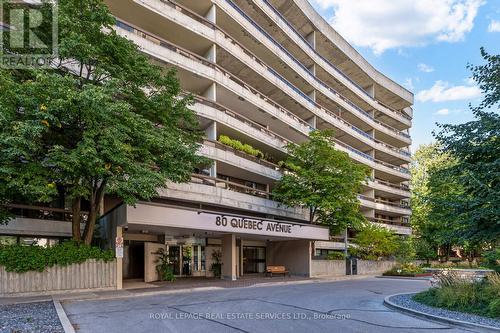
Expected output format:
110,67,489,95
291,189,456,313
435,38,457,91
115,236,124,258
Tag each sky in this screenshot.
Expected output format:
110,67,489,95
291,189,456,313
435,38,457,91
309,0,500,151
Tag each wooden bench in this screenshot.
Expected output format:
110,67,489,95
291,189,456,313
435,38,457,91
266,265,290,277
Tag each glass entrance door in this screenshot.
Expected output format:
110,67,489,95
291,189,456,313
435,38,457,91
168,246,181,275
243,247,266,273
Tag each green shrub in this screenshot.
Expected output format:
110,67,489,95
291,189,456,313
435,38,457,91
326,252,345,260
218,135,265,160
482,248,500,272
413,272,500,319
0,241,114,273
383,263,424,276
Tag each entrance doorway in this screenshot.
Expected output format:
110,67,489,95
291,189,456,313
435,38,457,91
243,246,266,273
168,246,181,275
123,241,144,279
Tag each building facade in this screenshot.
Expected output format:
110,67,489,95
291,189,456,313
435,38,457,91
0,0,413,283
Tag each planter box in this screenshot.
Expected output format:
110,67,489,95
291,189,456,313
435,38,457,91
0,259,117,296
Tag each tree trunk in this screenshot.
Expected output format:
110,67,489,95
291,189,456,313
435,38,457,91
71,197,81,242
82,180,107,245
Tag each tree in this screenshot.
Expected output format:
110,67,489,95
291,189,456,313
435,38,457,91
410,143,463,260
272,130,368,234
433,48,500,244
350,223,399,260
0,0,209,244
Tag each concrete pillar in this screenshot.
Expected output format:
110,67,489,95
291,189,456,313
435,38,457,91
306,115,317,129
365,84,375,98
205,121,217,140
204,44,216,63
204,4,216,24
116,226,123,290
221,234,237,280
307,63,316,76
305,30,316,49
307,89,316,101
203,82,217,102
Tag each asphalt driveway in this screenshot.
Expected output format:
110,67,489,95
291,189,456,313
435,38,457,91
63,277,474,333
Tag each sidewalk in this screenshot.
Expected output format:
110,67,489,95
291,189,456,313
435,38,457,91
0,274,372,305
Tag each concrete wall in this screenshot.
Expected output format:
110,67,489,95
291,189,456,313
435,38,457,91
311,260,345,277
144,242,166,282
357,260,396,275
0,259,117,296
267,240,311,277
311,259,398,277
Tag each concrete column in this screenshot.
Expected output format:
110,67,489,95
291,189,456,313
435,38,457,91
221,234,237,280
204,4,216,24
205,121,217,140
307,63,316,76
204,44,217,63
203,82,217,102
365,84,375,98
306,115,317,129
305,30,316,49
116,226,123,290
307,89,316,101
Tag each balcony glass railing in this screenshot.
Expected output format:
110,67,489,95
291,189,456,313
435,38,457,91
115,20,410,176
256,0,412,122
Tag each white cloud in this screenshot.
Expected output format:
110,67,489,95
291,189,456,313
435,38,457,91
416,80,482,102
433,108,463,116
434,108,450,115
311,0,484,54
418,63,435,73
488,20,500,32
404,78,414,90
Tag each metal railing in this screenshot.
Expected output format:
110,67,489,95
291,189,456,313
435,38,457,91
115,20,410,176
5,204,88,222
191,173,271,199
156,1,412,143
256,0,412,122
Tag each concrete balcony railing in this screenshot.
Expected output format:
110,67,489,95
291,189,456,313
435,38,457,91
160,174,308,220
215,0,412,128
249,0,412,124
266,0,414,105
358,195,411,215
115,21,411,170
114,22,410,179
201,140,282,180
370,219,412,235
191,95,290,152
126,1,411,147
115,23,314,137
367,178,410,197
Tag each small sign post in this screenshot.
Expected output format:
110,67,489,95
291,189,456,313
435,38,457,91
115,236,124,258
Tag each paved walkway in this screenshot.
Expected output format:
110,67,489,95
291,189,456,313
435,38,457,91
61,277,477,333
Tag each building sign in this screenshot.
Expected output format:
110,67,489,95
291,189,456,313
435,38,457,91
215,216,292,234
126,204,329,241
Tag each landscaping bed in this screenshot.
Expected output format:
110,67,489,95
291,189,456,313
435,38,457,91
388,293,500,329
0,301,64,333
411,271,500,321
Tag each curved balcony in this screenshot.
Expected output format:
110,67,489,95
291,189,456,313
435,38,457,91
216,0,412,127
114,21,410,179
266,0,414,105
115,14,411,162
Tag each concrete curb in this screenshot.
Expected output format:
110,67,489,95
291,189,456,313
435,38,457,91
52,298,75,333
376,275,432,281
384,293,500,333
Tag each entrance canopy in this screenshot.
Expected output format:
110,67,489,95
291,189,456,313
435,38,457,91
113,202,329,241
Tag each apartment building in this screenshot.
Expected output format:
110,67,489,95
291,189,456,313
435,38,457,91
0,0,412,283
